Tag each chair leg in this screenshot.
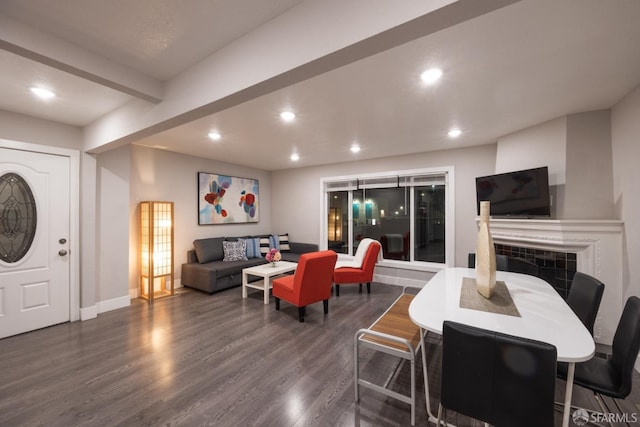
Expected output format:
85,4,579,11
594,393,616,427
610,397,630,427
275,297,280,310
323,299,329,314
436,404,443,426
554,392,617,427
367,282,371,294
336,284,340,296
359,283,362,293
298,306,305,322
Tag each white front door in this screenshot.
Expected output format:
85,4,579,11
0,147,70,339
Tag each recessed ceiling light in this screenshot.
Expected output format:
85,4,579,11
350,144,361,153
290,153,299,161
30,86,56,100
280,111,296,122
448,128,462,138
208,131,221,141
420,68,443,85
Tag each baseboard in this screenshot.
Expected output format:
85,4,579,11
96,295,130,314
373,273,425,289
80,305,97,321
128,280,183,300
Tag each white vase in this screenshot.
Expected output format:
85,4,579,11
476,201,497,298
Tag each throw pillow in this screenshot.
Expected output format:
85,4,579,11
223,240,248,262
193,237,225,263
259,237,271,255
269,234,279,250
240,237,261,259
278,233,291,252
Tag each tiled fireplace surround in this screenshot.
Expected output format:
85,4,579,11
487,219,624,345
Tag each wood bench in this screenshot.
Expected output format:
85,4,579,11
354,291,422,425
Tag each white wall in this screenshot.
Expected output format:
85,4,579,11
612,84,640,302
271,144,497,269
128,145,273,292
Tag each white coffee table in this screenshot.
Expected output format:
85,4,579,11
242,261,297,304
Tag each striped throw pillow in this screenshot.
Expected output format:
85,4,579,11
259,237,271,255
240,237,261,259
269,234,279,250
279,233,291,252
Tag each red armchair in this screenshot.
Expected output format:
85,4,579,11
272,250,338,322
333,238,381,296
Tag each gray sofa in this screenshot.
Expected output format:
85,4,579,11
181,236,318,294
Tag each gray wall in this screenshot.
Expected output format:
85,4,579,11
496,112,616,220
0,109,82,150
96,146,131,302
612,84,640,302
565,110,614,219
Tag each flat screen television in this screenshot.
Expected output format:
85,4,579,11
476,166,551,217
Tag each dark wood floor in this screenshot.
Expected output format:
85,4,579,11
1,283,639,426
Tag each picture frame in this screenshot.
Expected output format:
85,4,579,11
198,172,259,225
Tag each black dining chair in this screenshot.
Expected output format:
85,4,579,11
437,321,557,427
467,253,508,271
505,257,539,277
566,272,605,335
557,296,640,426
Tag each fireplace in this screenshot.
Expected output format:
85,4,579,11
484,218,624,345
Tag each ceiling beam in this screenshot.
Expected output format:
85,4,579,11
0,15,163,104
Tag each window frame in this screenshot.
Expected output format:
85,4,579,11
320,166,455,271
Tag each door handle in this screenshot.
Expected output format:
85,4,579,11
58,250,68,256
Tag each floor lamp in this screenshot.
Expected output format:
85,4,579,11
140,201,175,302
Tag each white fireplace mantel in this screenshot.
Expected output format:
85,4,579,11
481,218,624,344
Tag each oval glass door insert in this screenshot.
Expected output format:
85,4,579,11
0,173,37,263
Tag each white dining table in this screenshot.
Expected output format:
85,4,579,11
408,267,595,427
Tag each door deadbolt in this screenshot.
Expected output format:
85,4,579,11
59,238,67,244
58,250,68,256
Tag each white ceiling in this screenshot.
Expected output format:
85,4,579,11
1,0,640,171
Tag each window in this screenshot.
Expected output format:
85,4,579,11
0,173,37,263
322,168,453,266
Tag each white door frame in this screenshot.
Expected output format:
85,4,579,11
0,138,80,322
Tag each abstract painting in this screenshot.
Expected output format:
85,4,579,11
198,172,259,225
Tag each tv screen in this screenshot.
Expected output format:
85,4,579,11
476,166,551,217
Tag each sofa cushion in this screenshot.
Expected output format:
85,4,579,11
280,252,302,263
223,240,248,262
200,258,266,278
193,237,225,263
